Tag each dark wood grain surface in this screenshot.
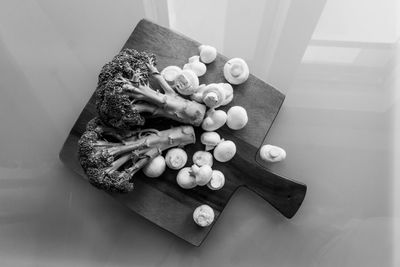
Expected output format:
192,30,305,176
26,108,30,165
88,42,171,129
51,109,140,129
59,19,306,246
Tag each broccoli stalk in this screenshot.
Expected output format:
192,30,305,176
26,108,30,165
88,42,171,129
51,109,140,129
96,48,206,130
78,118,196,192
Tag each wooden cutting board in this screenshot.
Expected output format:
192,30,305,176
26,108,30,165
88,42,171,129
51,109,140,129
59,19,307,246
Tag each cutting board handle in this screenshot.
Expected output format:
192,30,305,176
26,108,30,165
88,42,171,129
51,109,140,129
242,166,307,218
224,131,307,219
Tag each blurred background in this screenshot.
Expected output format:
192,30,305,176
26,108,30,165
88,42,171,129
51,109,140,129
0,0,399,266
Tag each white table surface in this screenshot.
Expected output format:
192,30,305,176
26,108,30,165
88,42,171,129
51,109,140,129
0,1,399,266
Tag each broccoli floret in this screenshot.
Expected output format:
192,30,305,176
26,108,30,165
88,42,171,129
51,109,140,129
78,118,196,192
95,48,206,130
98,49,155,88
85,154,134,192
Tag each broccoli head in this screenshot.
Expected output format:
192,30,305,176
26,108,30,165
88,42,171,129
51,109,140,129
78,118,196,192
95,48,206,130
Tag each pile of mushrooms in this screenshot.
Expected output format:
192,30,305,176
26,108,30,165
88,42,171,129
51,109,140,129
142,44,286,227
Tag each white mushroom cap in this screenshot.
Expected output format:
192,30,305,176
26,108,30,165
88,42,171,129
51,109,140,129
214,140,236,162
183,56,207,77
160,66,182,84
192,151,213,167
219,83,234,106
165,148,188,170
190,84,207,103
173,69,199,95
176,167,197,189
202,83,226,109
201,109,227,132
193,204,215,227
192,164,212,186
259,145,286,163
226,106,248,130
199,45,217,64
142,155,166,178
223,58,249,85
200,132,222,151
207,170,225,190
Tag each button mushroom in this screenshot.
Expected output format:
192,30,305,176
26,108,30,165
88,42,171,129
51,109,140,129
198,45,217,64
160,66,182,85
142,155,166,178
202,83,226,109
176,167,197,189
207,170,225,190
191,164,212,186
219,83,234,106
193,151,213,167
190,84,207,103
183,56,207,77
173,69,199,95
259,145,286,163
201,109,227,131
223,58,249,85
213,140,236,162
165,148,188,170
200,132,222,151
226,106,248,130
193,204,215,227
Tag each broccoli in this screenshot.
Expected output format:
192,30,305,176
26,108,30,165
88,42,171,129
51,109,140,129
96,48,206,130
78,117,196,192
